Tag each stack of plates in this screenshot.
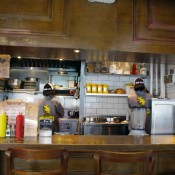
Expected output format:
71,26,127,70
23,78,39,91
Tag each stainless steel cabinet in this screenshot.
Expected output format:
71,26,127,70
83,123,129,135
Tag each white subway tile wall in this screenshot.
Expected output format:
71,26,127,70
84,74,150,116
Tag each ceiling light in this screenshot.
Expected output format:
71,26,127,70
17,56,21,59
74,50,80,53
88,0,115,3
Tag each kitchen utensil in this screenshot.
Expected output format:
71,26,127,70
7,79,22,89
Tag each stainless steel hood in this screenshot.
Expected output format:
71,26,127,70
10,57,81,75
1,45,175,64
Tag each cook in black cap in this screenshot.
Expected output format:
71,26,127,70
128,78,151,107
128,78,152,134
38,83,64,133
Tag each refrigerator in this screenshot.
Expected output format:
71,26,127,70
150,98,175,135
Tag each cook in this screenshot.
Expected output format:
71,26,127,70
38,83,64,133
128,78,152,135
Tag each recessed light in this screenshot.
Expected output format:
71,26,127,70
17,56,21,59
74,50,80,53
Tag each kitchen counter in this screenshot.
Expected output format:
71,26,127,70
1,135,175,175
0,135,175,150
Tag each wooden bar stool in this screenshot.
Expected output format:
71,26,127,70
5,147,69,175
94,150,153,175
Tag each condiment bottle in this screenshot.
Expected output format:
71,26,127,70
15,113,24,138
6,124,11,137
132,64,138,75
10,125,15,137
0,113,7,137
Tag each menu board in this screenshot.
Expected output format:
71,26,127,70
0,54,11,78
0,100,39,137
24,103,38,137
1,101,26,125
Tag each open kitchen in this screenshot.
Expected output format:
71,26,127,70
0,0,175,174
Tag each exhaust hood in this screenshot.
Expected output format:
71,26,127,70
10,57,81,75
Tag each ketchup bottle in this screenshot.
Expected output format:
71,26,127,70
15,113,24,138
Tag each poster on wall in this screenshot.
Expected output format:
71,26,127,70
0,54,11,78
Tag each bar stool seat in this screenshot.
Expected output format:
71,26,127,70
93,150,153,175
5,147,69,175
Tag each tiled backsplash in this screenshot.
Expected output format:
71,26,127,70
84,74,150,116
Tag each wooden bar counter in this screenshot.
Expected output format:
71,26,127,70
1,135,175,175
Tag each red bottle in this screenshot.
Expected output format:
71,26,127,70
15,113,24,138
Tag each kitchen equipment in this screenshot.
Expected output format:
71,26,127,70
83,122,129,135
58,118,79,134
7,79,22,89
68,110,79,118
149,98,175,135
54,87,76,96
129,108,147,135
82,115,129,135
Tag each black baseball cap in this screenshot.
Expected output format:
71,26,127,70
43,83,55,96
134,78,145,91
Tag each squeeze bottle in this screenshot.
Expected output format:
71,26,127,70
0,113,7,137
15,113,24,138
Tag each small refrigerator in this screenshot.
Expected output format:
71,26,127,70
150,98,175,135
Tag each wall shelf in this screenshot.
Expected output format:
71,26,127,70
85,72,148,79
85,93,128,97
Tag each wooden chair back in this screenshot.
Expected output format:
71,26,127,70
94,150,153,175
5,147,69,175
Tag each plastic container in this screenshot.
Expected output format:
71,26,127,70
116,62,123,74
123,63,131,74
0,113,7,137
91,84,97,93
86,83,91,93
140,63,147,76
103,84,108,94
97,84,103,93
15,113,24,138
109,62,116,74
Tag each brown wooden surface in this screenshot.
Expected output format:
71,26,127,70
0,0,174,54
0,135,175,175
